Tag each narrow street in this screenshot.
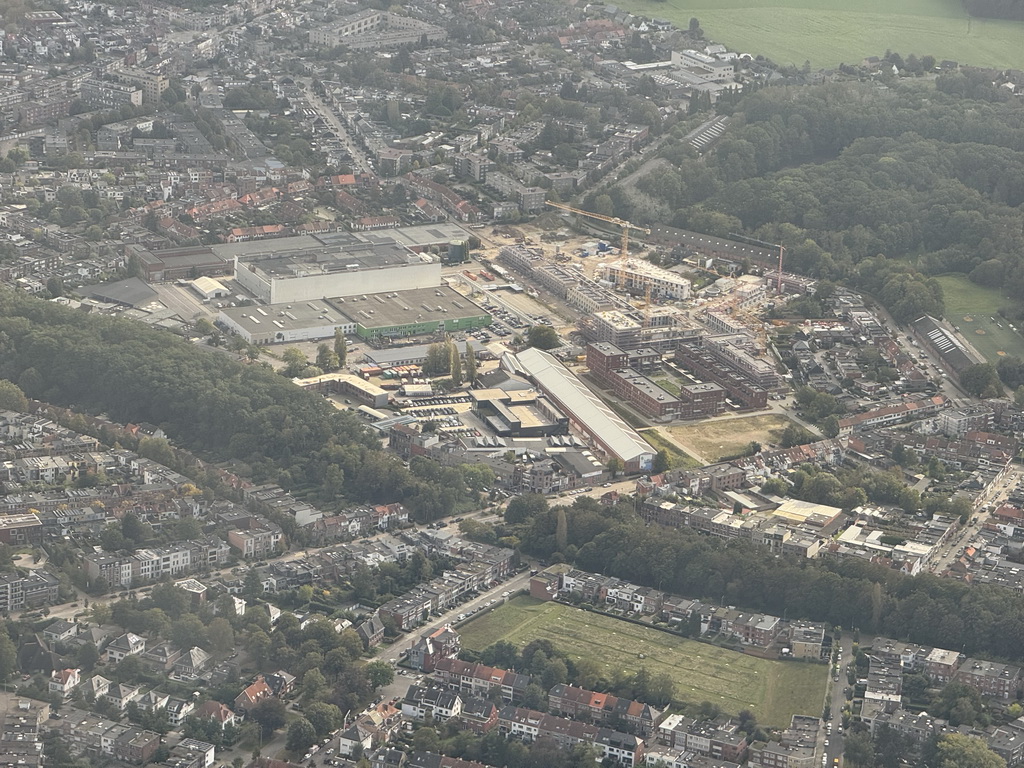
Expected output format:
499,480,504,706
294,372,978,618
299,80,373,174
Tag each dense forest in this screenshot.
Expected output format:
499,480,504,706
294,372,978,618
494,496,1024,663
0,288,489,521
592,80,1024,323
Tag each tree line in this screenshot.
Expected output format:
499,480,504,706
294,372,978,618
0,288,485,521
596,81,1024,324
503,496,1024,663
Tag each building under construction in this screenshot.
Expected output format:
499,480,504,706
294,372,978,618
578,306,703,352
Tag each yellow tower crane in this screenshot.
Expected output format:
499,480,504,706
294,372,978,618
545,201,651,262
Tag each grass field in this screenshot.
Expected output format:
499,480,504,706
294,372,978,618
460,597,827,727
669,413,795,462
933,274,1024,363
610,0,1024,69
641,428,702,469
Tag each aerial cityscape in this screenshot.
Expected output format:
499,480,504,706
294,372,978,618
0,0,1023,767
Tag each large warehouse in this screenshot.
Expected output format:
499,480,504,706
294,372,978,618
218,301,357,345
508,347,655,472
222,232,441,304
342,286,490,341
218,285,489,345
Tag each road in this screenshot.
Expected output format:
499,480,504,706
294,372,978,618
822,633,855,768
299,80,372,174
368,567,536,704
928,464,1022,574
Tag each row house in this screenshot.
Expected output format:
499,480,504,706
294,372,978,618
497,706,645,767
432,659,532,703
657,714,749,763
955,659,1023,701
548,684,660,736
226,519,284,558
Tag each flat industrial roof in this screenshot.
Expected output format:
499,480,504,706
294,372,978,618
328,285,487,328
219,300,347,333
77,277,158,307
513,347,653,465
243,240,419,278
355,222,472,249
366,337,489,366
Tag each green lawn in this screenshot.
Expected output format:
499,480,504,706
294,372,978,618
610,0,1024,69
933,274,1024,363
654,377,682,396
641,428,702,469
461,596,827,728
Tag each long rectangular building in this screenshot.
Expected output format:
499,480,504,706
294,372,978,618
509,347,654,472
225,233,440,304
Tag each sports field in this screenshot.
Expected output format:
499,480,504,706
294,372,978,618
933,274,1024,363
669,413,795,462
610,0,1024,69
460,596,827,727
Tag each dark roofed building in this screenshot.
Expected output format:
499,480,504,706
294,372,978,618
124,244,231,282
912,315,986,379
76,277,158,307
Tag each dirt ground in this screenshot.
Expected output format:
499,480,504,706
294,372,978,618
669,414,796,462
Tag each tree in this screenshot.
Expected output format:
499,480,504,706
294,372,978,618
282,348,308,378
960,363,1003,398
422,343,451,377
207,617,235,658
413,727,440,753
316,343,340,373
526,325,560,350
243,570,264,599
76,641,100,672
555,508,568,552
301,667,327,703
652,450,670,474
365,660,394,689
305,702,342,738
936,734,1005,768
843,730,875,768
286,717,316,754
505,494,549,524
0,631,16,682
464,341,477,383
250,698,287,734
334,329,347,369
0,380,28,411
607,457,623,478
449,341,462,386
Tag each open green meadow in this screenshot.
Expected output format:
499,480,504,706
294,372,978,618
460,596,827,727
933,274,1024,363
609,0,1024,69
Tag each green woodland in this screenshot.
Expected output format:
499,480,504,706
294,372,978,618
493,495,1024,663
0,289,491,525
595,79,1024,326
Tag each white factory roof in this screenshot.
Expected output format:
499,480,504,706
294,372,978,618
513,347,653,465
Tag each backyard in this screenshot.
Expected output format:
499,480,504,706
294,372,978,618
610,0,1024,70
460,596,827,728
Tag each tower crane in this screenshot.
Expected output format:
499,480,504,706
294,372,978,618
545,202,651,259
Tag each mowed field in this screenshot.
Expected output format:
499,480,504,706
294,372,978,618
934,274,1024,363
460,597,827,728
669,413,794,462
609,0,1024,69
